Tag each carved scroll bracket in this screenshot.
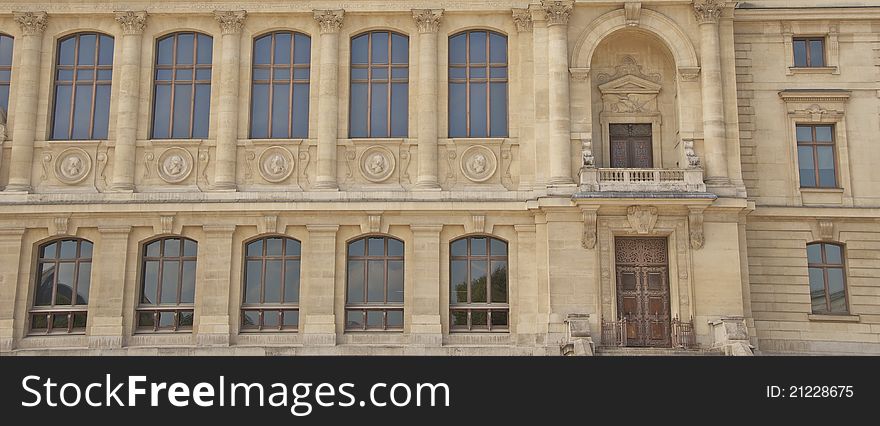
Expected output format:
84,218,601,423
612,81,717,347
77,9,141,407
687,206,705,249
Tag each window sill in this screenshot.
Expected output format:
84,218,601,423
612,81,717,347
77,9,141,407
808,313,860,323
800,187,844,193
788,66,839,75
800,187,844,206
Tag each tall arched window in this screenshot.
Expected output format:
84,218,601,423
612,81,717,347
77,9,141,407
349,31,409,138
345,236,404,330
448,30,507,138
241,236,301,331
51,33,114,140
152,32,212,139
137,237,198,332
807,242,848,314
0,33,13,117
450,235,508,331
30,238,93,334
250,31,311,139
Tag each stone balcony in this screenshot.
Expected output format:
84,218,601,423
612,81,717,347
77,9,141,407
578,167,706,193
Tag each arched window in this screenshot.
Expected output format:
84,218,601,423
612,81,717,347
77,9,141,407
241,236,301,331
250,31,311,139
345,236,404,330
448,30,507,138
137,237,198,332
450,235,508,331
152,32,212,139
349,31,409,138
51,33,113,140
30,238,93,334
807,242,848,314
0,33,13,117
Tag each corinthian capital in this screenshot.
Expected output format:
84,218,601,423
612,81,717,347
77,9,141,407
512,8,533,33
214,10,247,34
541,1,573,26
13,11,48,36
314,10,344,34
693,0,725,24
412,9,443,34
115,11,148,35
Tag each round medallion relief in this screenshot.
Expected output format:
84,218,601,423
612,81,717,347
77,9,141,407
157,147,194,184
54,147,92,185
259,146,295,183
460,145,497,183
359,146,395,183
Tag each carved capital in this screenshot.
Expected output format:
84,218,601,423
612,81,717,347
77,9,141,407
512,8,533,33
13,11,48,36
114,11,148,35
214,10,247,35
693,0,724,25
412,9,443,33
678,66,701,82
313,9,344,34
541,1,573,26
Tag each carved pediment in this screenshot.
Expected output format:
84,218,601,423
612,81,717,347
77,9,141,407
599,73,661,95
600,74,661,114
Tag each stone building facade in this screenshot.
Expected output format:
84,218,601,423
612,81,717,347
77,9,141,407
0,0,877,356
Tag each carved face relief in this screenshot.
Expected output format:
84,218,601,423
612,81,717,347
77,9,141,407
258,146,295,183
54,148,92,184
460,146,497,183
157,147,193,183
359,146,396,183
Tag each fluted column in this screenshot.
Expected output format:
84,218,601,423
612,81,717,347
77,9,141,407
694,0,730,186
5,12,47,193
412,9,443,190
109,11,147,192
212,10,247,191
543,1,574,187
313,10,344,190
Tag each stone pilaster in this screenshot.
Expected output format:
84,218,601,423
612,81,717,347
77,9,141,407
313,10,344,190
412,9,443,190
5,12,47,193
409,225,443,345
212,10,247,191
542,1,574,187
0,227,25,352
513,8,536,190
110,11,148,192
88,226,131,349
194,224,236,346
530,6,549,187
302,225,339,345
515,224,538,346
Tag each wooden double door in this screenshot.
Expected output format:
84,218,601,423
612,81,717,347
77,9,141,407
614,237,671,347
610,123,653,168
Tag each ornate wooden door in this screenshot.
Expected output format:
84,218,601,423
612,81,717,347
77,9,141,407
614,237,670,347
609,124,653,168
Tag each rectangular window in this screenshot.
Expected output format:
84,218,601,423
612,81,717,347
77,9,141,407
796,124,837,188
793,37,825,68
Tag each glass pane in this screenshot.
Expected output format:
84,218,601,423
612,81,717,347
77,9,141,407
55,263,75,304
41,242,59,259
273,68,290,80
242,310,259,327
815,126,833,142
809,40,825,66
451,310,467,327
274,33,291,65
371,68,388,80
80,241,93,258
264,260,282,303
827,268,846,313
35,263,55,306
387,260,404,303
368,238,385,256
160,261,180,304
449,34,466,64
293,68,309,80
391,34,408,64
471,237,487,256
75,263,91,304
817,146,836,188
824,244,842,264
451,260,468,303
386,310,403,328
346,310,364,329
97,70,112,80
59,37,76,65
490,238,506,256
53,313,69,330
370,82,388,137
32,314,49,330
391,68,407,79
197,34,212,64
793,40,807,67
1,85,9,112
152,84,171,138
158,311,174,328
489,82,507,137
263,310,280,327
490,260,507,303
449,67,466,80
78,34,96,65
175,69,192,80
366,310,383,328
293,34,311,64
390,83,408,137
490,67,507,79
142,260,159,304
253,68,270,80
492,310,508,327
470,260,487,303
52,85,72,139
351,34,368,64
245,260,262,304
98,35,114,65
60,240,78,259
469,83,488,137
176,33,194,65
286,239,301,256
451,239,467,257
489,33,507,63
350,83,368,138
138,312,155,328
93,85,111,139
347,260,365,303
284,260,300,303
247,240,263,257
72,312,87,329
292,83,309,138
348,239,365,256
254,35,271,65
0,36,12,66
157,36,173,65
371,32,389,65
178,311,194,327
271,83,290,138
388,239,403,257
621,272,637,290
806,244,822,264
282,310,299,328
164,239,180,256
192,84,211,138
471,310,488,327
250,83,269,138
797,146,816,187
808,267,826,313
264,238,282,256
448,83,466,137
180,260,196,304
76,69,94,81
184,239,197,257
71,83,94,139
469,32,487,64
171,84,193,138
367,260,385,303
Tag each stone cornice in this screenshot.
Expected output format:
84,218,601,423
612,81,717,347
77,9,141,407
693,0,725,25
412,9,443,34
541,0,573,26
114,11,147,35
512,8,533,33
778,89,851,104
313,9,344,34
213,10,247,35
13,11,48,36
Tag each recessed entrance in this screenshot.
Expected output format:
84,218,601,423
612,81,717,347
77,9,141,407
614,237,670,347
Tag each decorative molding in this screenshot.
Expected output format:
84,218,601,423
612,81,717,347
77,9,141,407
95,148,109,190
460,145,497,183
40,151,53,182
143,151,154,179
159,215,175,234
368,213,382,234
344,146,357,183
261,215,278,234
258,146,295,183
243,150,255,183
471,214,486,234
114,11,147,35
778,90,851,105
157,147,194,184
500,143,513,189
360,146,396,183
677,66,701,82
13,11,48,36
693,0,724,25
313,9,344,34
213,10,247,35
54,147,92,185
298,149,311,185
541,1,573,26
817,219,834,241
596,55,661,84
624,2,641,27
569,67,590,81
580,137,594,167
581,209,597,249
197,147,210,190
687,207,705,249
444,149,457,186
53,217,70,236
412,9,442,33
400,146,412,184
683,138,701,169
512,8,533,33
626,206,658,234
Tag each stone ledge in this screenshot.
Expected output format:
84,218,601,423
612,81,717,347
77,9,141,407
807,314,860,323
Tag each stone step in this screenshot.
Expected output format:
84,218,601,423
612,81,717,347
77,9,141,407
595,347,724,356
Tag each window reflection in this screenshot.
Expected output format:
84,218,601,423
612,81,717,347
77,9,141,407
0,34,12,118
137,237,198,332
240,236,301,332
250,32,311,139
30,238,93,334
448,31,507,138
350,31,409,138
345,236,405,331
152,32,212,139
807,243,848,315
449,236,509,332
52,33,113,140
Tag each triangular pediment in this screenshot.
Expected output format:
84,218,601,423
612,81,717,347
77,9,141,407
599,74,661,95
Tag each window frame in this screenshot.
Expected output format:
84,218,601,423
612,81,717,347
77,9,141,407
344,235,405,331
447,30,508,138
0,33,13,117
151,32,213,140
792,36,826,68
449,235,509,332
807,242,849,315
29,238,93,335
796,123,838,189
348,30,409,138
249,31,311,139
50,32,114,140
240,235,302,332
136,237,198,333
